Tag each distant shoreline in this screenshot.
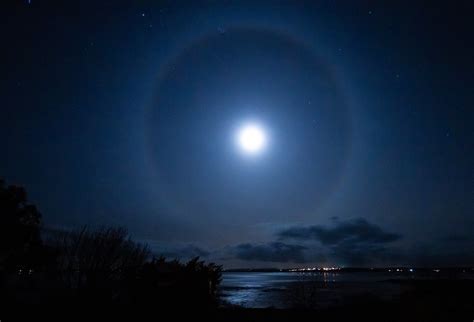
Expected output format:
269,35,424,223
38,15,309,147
223,267,474,273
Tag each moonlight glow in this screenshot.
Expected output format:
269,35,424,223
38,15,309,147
236,123,267,155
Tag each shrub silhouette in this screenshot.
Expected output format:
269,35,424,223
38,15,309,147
50,226,150,296
122,255,222,308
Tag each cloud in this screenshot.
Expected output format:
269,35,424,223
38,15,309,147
274,218,402,266
217,219,403,266
278,218,401,245
232,242,308,263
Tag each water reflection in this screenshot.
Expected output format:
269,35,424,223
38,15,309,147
219,271,473,308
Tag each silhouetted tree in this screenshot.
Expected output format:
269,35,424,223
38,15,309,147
0,179,42,271
52,226,150,295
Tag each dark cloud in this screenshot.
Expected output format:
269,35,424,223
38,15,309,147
278,218,401,245
233,242,308,263
273,218,402,266
328,241,399,266
218,219,403,266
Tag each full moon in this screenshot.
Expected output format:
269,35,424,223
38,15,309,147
236,123,267,155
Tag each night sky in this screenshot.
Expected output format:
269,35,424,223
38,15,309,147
2,1,473,268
